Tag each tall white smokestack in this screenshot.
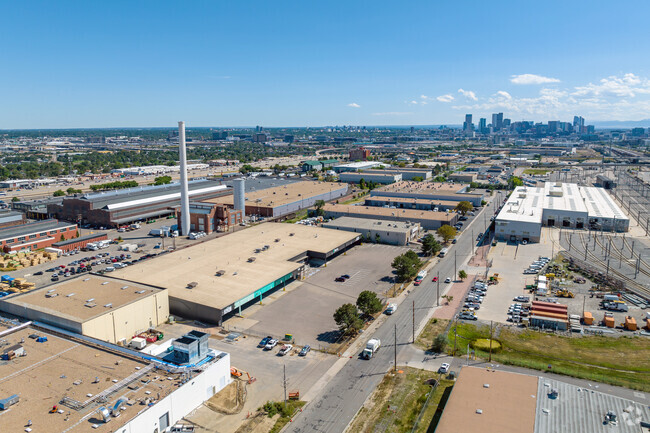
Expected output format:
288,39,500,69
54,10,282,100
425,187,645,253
178,121,191,236
233,178,245,213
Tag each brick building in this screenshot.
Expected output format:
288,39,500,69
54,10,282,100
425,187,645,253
0,219,78,253
177,202,243,234
52,232,109,252
349,147,371,161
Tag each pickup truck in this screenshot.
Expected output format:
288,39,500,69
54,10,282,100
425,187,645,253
362,338,381,360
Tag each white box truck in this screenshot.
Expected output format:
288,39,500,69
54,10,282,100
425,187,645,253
129,337,146,350
362,338,381,359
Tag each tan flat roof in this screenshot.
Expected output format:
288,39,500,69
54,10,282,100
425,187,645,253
114,223,358,310
0,275,164,323
365,196,459,207
0,326,185,433
435,367,538,433
203,180,344,208
323,203,455,221
378,180,471,195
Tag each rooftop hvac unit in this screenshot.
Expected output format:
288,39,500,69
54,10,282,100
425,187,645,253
102,282,109,285
66,293,75,297
121,286,129,290
135,290,146,294
216,270,226,276
45,293,58,298
104,303,113,308
86,298,95,302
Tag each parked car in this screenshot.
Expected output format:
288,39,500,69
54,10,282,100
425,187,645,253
335,277,346,282
341,274,351,279
264,339,278,350
438,363,450,374
444,277,452,283
432,276,438,282
104,266,115,272
299,345,311,356
278,344,293,356
34,271,43,276
458,311,478,321
385,303,397,315
258,336,273,348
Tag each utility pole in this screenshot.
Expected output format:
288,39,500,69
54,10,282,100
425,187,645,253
454,251,457,278
453,316,458,356
472,230,475,255
582,295,586,318
283,364,287,407
631,240,635,259
436,271,440,307
412,300,415,344
394,323,397,373
606,259,610,277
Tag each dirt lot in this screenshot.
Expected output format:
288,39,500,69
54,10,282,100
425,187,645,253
224,243,411,350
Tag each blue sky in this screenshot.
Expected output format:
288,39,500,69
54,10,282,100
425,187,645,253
2,0,650,128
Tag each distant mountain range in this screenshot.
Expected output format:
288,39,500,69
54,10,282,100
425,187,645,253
592,119,650,129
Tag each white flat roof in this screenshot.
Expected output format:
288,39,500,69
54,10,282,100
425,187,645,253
496,182,629,224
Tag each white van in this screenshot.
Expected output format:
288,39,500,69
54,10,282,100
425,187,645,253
385,304,397,315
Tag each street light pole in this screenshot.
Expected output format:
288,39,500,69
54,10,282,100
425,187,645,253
437,271,440,307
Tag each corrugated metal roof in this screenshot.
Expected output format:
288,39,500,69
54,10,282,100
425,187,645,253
77,180,223,208
0,219,74,241
534,378,650,433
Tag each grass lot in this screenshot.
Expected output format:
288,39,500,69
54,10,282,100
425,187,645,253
523,168,551,175
343,191,368,204
267,400,306,433
447,323,650,392
415,318,449,350
415,379,455,433
348,368,442,433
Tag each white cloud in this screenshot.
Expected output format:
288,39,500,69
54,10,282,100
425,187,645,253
449,73,650,121
408,100,419,105
496,91,512,100
436,94,455,103
347,103,361,108
458,88,478,101
372,112,413,116
572,73,650,98
510,74,560,85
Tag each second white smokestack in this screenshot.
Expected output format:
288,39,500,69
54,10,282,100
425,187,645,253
178,121,191,236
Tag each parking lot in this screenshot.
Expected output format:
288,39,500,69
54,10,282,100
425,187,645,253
475,228,556,324
224,243,411,350
157,321,337,433
1,218,218,289
474,227,649,330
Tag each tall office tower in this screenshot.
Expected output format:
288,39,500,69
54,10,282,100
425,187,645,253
463,114,474,131
478,118,487,134
491,112,504,130
573,116,585,133
548,121,559,133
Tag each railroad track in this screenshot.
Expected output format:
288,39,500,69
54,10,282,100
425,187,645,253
567,232,650,300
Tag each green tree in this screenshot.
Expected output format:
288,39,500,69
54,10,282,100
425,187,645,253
458,270,467,280
391,250,422,282
421,234,442,256
356,291,382,317
53,189,65,197
66,187,81,195
59,234,65,242
437,225,457,243
433,175,446,182
431,334,447,353
508,176,524,189
359,178,366,189
154,175,172,185
374,233,381,244
11,196,19,202
333,303,363,335
454,201,473,216
314,199,326,216
441,294,454,305
412,176,424,182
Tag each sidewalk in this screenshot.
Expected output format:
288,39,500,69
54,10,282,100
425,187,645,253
432,276,476,320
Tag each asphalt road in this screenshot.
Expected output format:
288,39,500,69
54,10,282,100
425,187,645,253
288,194,497,433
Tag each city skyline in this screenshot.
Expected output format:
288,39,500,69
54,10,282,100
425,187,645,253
1,0,650,128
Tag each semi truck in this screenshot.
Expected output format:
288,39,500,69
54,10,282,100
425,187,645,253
362,338,381,360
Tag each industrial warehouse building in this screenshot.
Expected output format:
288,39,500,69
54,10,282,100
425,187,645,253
0,210,25,228
435,366,650,433
204,181,348,218
495,182,629,243
0,219,78,253
48,179,231,227
323,203,458,230
332,161,386,172
361,167,432,181
114,223,360,324
52,232,109,252
364,196,460,211
323,217,421,245
339,172,402,185
370,180,485,206
0,275,169,344
0,322,231,433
